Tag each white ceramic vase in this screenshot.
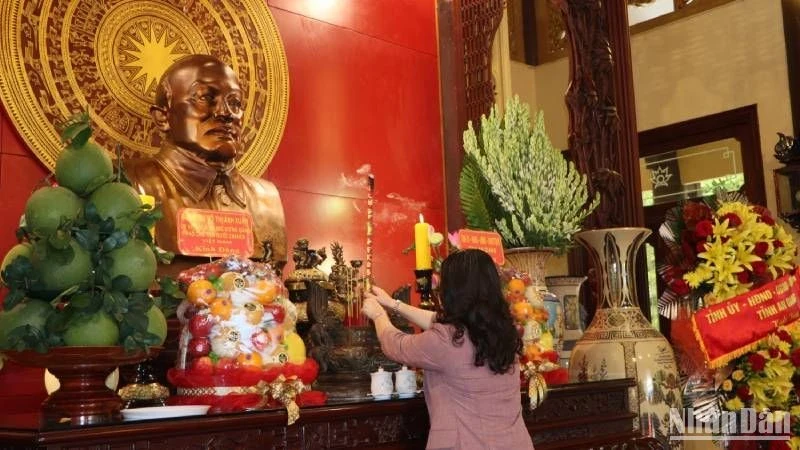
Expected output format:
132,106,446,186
570,228,682,447
545,276,587,368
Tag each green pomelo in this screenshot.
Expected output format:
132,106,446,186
24,186,82,237
1,242,33,284
63,310,119,346
31,239,92,294
108,239,156,291
55,142,114,196
0,299,53,349
146,305,168,346
88,182,142,232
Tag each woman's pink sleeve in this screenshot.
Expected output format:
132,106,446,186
377,324,450,370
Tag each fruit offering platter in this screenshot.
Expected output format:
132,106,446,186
167,256,325,424
500,269,569,388
0,112,165,424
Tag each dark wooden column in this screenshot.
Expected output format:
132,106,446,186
438,0,505,232
555,0,644,229
555,0,646,320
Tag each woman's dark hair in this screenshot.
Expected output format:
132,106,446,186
437,249,522,374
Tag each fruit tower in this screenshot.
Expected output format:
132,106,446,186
166,256,325,422
0,112,167,353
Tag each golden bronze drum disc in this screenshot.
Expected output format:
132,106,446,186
0,0,289,176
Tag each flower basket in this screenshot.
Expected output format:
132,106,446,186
657,194,800,443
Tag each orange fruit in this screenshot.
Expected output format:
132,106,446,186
507,278,526,296
248,279,278,305
511,302,534,322
209,298,232,320
242,302,264,325
219,272,246,291
187,279,216,306
237,352,263,368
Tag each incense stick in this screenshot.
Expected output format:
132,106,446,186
364,174,375,326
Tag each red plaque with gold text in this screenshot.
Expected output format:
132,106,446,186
177,208,254,257
457,229,505,265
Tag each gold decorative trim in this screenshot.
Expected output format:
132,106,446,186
0,0,288,177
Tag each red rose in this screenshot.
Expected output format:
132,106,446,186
695,220,714,239
769,348,780,359
754,241,769,257
737,271,751,284
791,348,800,367
695,241,708,254
671,279,690,296
683,202,713,227
752,261,767,276
774,240,785,248
722,213,742,227
748,353,766,371
777,329,793,344
762,215,776,226
736,385,751,400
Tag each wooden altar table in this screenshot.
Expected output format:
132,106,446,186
0,379,661,449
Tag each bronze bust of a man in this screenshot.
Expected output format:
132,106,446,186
125,54,286,264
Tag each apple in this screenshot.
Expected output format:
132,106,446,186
215,357,236,372
263,304,285,324
190,356,213,376
188,337,211,357
189,313,214,337
251,330,271,351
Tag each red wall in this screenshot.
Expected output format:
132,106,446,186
0,1,443,410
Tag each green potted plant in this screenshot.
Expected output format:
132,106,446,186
459,96,598,282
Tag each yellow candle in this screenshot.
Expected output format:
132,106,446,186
138,192,156,240
414,214,432,270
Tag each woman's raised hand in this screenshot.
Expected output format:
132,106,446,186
366,285,394,308
361,295,386,320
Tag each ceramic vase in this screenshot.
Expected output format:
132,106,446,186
545,276,587,368
504,248,563,353
570,228,682,447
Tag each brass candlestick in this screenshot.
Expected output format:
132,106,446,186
415,269,435,311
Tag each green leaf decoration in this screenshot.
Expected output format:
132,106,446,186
111,275,133,292
58,110,92,149
459,153,496,231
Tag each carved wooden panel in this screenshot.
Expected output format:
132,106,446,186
1,381,641,450
438,0,505,230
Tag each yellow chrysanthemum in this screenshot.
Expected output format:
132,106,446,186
721,379,733,392
732,370,745,381
767,334,793,355
725,397,745,411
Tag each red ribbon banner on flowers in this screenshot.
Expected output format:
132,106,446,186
691,268,800,368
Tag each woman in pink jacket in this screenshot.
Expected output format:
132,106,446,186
362,249,535,450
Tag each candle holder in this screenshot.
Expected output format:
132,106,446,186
414,269,436,311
